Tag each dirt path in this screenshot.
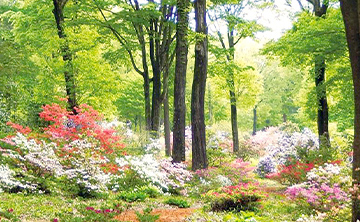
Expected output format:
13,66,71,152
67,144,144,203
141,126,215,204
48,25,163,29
115,208,196,222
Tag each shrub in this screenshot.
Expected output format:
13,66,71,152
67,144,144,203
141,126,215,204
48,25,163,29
117,190,148,202
285,162,350,213
164,198,190,208
266,161,315,185
256,127,319,178
0,102,126,197
203,182,267,212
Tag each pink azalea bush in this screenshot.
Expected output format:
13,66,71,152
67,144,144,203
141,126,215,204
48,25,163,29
285,162,350,213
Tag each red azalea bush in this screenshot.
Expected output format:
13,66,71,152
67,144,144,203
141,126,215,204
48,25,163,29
203,182,267,212
266,161,315,185
39,103,125,155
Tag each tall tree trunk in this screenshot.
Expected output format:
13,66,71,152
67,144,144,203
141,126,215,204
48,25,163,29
311,1,330,147
151,66,162,135
191,0,208,171
143,74,151,131
164,94,171,156
173,0,189,162
339,1,360,221
229,81,239,152
253,106,257,135
52,0,77,113
207,82,213,125
314,56,330,146
228,30,239,153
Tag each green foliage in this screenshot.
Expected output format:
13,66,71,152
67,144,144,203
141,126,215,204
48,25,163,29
55,203,123,222
164,197,191,208
108,169,149,192
138,185,162,198
135,207,160,222
0,209,21,222
117,191,148,202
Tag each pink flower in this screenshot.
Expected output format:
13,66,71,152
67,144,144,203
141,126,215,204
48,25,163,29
53,218,59,222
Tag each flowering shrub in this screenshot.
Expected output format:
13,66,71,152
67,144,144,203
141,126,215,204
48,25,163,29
192,159,255,196
39,103,125,154
203,182,267,212
266,161,315,185
256,127,319,178
250,126,282,155
0,103,127,196
285,162,350,213
286,182,349,212
114,155,192,192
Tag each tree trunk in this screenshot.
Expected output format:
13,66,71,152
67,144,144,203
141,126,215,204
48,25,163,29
229,84,239,152
314,56,330,146
227,29,239,153
339,1,360,221
207,82,213,125
164,94,171,156
52,0,77,113
143,74,151,131
311,1,330,147
173,0,189,162
151,65,162,136
253,106,257,135
191,0,208,171
283,113,287,122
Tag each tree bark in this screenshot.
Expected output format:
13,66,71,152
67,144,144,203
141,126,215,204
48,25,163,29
253,106,257,135
314,56,330,146
164,93,171,156
52,0,77,114
173,0,189,162
229,81,239,152
227,30,239,153
310,1,330,147
191,0,208,171
339,1,360,221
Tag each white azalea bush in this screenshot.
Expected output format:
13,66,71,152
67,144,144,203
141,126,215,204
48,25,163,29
0,133,116,196
114,154,193,193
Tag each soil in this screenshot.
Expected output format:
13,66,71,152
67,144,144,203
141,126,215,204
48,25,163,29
114,208,196,222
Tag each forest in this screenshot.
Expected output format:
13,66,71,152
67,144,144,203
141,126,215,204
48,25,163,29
1,0,360,221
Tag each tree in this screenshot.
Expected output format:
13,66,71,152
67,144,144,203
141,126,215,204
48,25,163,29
191,0,208,171
207,0,266,152
339,1,360,220
172,0,190,161
52,0,78,113
93,0,176,134
263,6,347,146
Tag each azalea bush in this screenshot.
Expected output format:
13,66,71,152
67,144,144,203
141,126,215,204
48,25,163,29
285,162,350,218
203,182,267,212
266,161,315,185
114,154,193,193
191,159,255,196
256,127,319,178
0,102,127,197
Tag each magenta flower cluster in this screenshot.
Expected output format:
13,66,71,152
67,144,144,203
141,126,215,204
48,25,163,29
286,182,349,210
